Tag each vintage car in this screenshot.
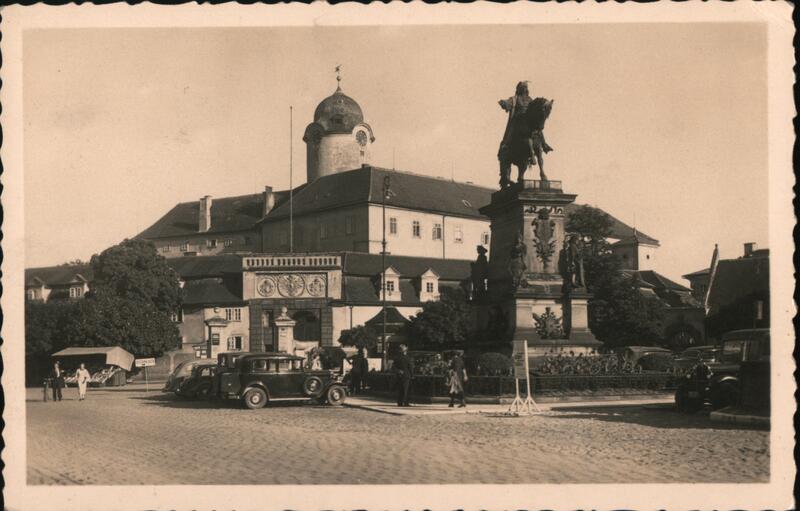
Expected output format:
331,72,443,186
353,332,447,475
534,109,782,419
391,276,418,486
673,345,722,373
163,359,217,394
218,352,347,410
212,351,246,397
675,328,769,412
175,363,218,399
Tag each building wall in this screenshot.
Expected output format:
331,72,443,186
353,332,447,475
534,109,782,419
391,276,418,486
261,206,369,253
151,231,259,258
367,205,490,260
613,243,658,271
307,130,373,182
177,304,250,358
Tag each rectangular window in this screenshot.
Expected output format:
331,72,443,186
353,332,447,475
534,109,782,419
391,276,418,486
227,335,243,351
454,225,464,243
345,215,355,235
385,280,396,292
426,282,434,293
481,232,490,245
432,223,442,240
161,245,171,253
389,217,398,235
69,286,83,298
170,310,183,323
210,333,220,345
180,242,188,252
225,308,242,322
224,239,233,247
412,220,421,238
206,239,217,248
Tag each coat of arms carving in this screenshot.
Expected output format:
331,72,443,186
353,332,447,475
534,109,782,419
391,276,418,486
277,274,306,297
532,209,557,265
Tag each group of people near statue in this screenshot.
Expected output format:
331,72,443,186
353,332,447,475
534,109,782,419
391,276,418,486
535,352,642,376
47,361,92,402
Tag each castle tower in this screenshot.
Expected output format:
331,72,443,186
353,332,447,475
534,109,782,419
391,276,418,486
303,68,375,183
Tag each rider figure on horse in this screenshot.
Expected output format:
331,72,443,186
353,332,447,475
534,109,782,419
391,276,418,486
497,81,554,188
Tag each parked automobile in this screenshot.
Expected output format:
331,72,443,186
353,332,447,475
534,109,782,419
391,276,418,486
217,352,347,410
176,363,217,399
617,346,673,365
675,329,770,411
163,359,217,394
673,345,722,372
213,352,246,397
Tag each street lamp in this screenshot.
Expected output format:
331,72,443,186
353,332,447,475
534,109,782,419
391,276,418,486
381,175,391,368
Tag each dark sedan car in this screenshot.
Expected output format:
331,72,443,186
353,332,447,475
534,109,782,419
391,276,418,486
673,345,722,372
163,359,217,394
218,352,347,410
176,363,218,399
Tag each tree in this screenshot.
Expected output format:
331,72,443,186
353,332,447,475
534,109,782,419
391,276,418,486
89,238,182,313
338,325,378,353
63,239,183,357
25,300,78,384
566,206,665,349
406,287,474,349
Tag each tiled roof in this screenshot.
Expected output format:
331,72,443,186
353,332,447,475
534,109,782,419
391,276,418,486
166,255,243,279
365,306,412,327
623,269,701,308
25,264,94,287
682,267,711,279
707,256,770,316
636,270,692,293
342,251,471,281
137,190,293,239
182,278,243,306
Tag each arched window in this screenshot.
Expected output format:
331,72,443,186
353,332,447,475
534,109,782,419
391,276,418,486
292,310,321,342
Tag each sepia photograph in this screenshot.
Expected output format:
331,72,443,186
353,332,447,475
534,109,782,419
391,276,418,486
2,3,795,510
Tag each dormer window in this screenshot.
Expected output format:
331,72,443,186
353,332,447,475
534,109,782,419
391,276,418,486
379,267,401,302
69,286,84,299
420,268,440,302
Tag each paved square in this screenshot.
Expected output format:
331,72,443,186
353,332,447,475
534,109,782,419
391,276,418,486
26,385,769,485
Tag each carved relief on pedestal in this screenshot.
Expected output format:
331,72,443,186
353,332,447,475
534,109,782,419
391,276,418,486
532,209,557,266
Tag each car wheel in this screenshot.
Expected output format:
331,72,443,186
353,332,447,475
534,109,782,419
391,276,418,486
302,376,325,397
711,381,739,410
326,385,346,406
243,387,267,410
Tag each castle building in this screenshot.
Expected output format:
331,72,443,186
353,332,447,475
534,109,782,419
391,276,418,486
29,76,677,368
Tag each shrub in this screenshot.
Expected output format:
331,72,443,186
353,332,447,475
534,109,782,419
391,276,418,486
475,352,513,376
637,352,675,372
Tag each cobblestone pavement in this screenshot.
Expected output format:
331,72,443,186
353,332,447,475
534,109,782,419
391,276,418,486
26,386,769,485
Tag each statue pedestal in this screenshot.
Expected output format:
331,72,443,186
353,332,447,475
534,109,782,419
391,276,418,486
479,179,602,357
272,307,296,353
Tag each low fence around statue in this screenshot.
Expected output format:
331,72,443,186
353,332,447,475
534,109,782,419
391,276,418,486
364,372,677,399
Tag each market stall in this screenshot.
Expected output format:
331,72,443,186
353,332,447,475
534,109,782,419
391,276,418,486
51,346,134,387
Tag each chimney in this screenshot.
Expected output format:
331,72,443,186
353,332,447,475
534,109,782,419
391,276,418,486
262,186,275,216
198,195,212,232
744,242,756,257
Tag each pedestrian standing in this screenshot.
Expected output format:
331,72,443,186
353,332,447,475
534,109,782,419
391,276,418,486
350,347,369,395
50,361,64,401
75,363,91,401
447,354,468,408
394,343,414,407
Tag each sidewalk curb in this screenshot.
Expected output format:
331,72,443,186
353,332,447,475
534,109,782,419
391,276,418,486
709,409,770,427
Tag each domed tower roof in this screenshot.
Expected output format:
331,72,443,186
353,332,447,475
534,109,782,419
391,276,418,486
313,86,364,134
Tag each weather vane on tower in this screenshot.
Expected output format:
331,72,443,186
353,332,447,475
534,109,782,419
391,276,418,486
335,64,342,91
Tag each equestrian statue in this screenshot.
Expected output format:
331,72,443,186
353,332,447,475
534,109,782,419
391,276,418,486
497,81,554,188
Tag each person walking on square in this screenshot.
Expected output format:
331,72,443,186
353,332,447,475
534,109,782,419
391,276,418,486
447,354,468,408
50,361,64,401
75,363,91,401
394,343,414,407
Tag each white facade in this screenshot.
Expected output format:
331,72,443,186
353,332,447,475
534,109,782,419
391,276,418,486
367,205,491,261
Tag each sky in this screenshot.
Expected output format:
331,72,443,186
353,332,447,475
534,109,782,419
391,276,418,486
23,23,768,282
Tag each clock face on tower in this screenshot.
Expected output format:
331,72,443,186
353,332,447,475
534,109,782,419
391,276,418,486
356,130,368,147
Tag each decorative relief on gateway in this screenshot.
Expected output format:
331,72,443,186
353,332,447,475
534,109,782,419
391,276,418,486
277,274,306,297
306,275,326,297
257,276,277,297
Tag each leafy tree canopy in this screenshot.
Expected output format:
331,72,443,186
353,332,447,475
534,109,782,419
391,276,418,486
338,325,378,352
406,287,474,349
90,239,182,313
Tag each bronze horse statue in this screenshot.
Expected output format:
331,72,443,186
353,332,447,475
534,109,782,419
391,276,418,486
498,96,554,188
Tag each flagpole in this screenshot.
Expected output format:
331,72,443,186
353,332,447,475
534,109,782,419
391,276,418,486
289,106,294,253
